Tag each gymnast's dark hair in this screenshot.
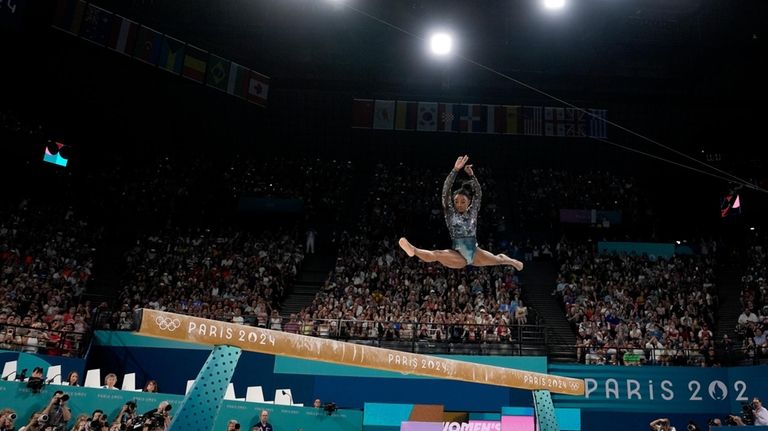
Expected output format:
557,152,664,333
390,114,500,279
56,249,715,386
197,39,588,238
453,182,474,200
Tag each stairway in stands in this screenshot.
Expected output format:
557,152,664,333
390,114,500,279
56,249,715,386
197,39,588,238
522,261,578,363
280,254,336,316
714,258,745,341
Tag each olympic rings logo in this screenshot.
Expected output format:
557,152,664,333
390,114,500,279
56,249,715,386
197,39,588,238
155,316,181,331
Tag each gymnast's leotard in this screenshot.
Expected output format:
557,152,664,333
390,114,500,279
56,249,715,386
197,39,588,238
442,169,482,264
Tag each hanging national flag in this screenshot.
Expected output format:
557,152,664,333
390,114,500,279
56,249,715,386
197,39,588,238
133,25,162,65
52,0,86,35
456,104,470,132
227,62,249,99
206,54,230,92
373,100,395,130
544,107,566,137
505,106,521,134
157,35,185,74
437,103,456,132
79,3,113,46
491,105,520,134
182,44,208,83
417,102,438,132
565,108,587,137
469,105,488,133
588,109,608,138
352,99,374,128
107,15,138,56
395,101,418,131
522,106,542,136
246,70,269,106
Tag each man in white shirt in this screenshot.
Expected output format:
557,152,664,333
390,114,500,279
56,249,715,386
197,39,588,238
753,397,768,426
738,308,759,326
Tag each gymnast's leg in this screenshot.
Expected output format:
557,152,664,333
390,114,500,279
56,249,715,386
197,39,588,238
398,237,467,269
473,247,524,271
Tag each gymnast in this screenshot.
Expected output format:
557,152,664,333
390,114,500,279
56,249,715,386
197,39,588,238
399,155,524,271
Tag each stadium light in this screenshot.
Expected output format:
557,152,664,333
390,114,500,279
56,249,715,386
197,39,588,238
542,0,566,10
429,32,453,56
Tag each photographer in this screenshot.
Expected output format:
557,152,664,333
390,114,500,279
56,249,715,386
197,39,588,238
40,390,72,430
27,367,46,393
88,410,109,431
752,398,768,426
19,413,44,431
112,401,138,431
70,414,89,431
226,420,241,431
138,401,171,431
650,418,677,431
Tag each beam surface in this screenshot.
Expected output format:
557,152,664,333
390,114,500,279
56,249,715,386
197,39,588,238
137,309,584,395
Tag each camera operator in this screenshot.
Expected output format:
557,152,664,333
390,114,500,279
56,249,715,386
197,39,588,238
650,418,677,431
226,419,241,431
112,401,138,431
19,413,45,431
70,414,89,431
138,401,171,431
38,390,71,430
27,367,46,393
0,408,17,431
87,410,109,431
752,398,768,426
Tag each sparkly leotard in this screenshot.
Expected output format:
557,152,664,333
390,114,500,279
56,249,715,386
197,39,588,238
442,169,481,264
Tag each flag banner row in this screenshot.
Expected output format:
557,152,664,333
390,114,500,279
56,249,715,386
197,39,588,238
52,0,269,107
352,99,608,138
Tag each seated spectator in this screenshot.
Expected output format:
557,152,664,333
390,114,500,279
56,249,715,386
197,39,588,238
65,371,80,387
143,380,158,393
102,373,119,390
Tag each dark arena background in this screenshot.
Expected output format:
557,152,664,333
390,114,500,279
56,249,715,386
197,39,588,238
2,0,768,430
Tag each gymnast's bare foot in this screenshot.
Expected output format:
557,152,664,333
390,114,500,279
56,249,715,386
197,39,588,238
500,254,524,271
399,237,415,257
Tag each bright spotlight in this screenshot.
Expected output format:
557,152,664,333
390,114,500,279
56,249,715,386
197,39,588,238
543,0,566,10
430,32,453,56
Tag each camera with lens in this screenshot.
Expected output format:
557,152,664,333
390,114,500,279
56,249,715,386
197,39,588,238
90,415,107,430
741,402,755,425
136,404,172,430
27,377,45,393
687,421,701,431
6,413,17,420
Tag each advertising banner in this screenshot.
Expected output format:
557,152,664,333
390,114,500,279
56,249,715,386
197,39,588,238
549,364,766,414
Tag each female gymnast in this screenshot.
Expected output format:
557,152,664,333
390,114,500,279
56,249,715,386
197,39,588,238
399,155,524,271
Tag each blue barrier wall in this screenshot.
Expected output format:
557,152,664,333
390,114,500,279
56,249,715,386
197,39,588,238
80,332,768,431
0,380,362,431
